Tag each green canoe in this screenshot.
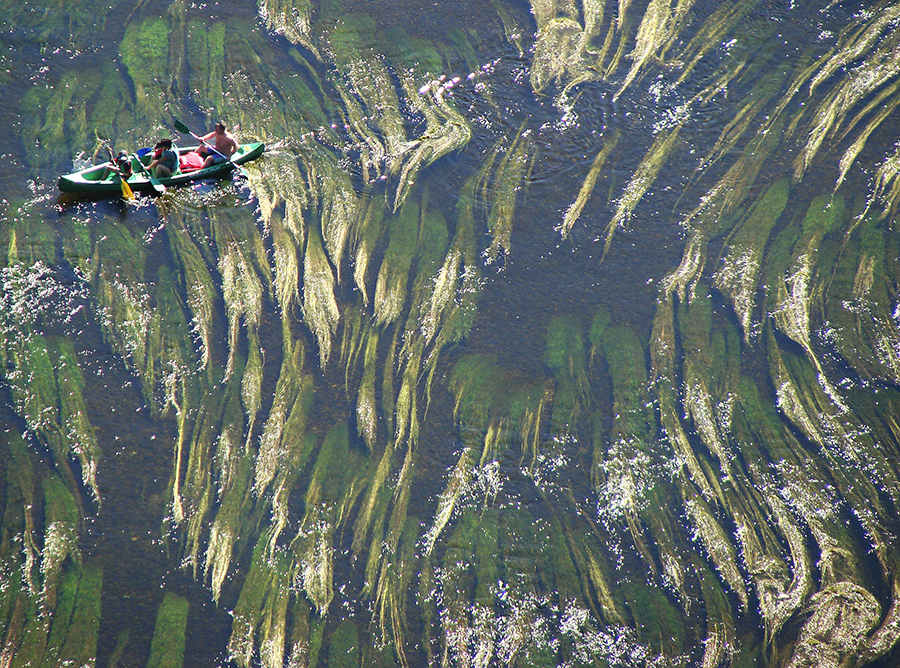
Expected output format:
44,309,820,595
58,142,265,195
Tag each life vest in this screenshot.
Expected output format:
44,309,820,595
117,153,133,178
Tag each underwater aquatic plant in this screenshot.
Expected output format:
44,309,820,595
8,0,900,667
147,593,190,668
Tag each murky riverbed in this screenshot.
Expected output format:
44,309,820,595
3,1,900,667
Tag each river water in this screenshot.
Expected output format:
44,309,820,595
3,1,900,667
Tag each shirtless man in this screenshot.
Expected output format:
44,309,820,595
197,121,238,168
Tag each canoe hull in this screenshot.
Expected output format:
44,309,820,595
58,142,265,195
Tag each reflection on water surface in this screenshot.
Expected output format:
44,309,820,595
4,0,900,667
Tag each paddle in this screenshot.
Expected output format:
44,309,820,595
173,119,247,177
106,146,134,200
132,150,166,194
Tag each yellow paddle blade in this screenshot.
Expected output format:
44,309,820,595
120,176,134,200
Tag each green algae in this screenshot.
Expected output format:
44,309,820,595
4,210,58,268
0,1,120,50
0,437,33,666
151,264,202,523
146,593,189,668
793,10,900,183
450,354,506,428
179,386,231,574
675,0,763,84
713,177,791,339
5,333,63,463
439,509,478,663
9,606,50,668
228,536,274,667
53,561,102,668
485,124,533,263
351,198,388,304
473,508,500,607
592,318,682,586
663,111,787,302
165,216,220,375
3,471,85,668
562,135,619,239
325,13,378,65
595,324,653,459
185,19,227,116
302,222,340,368
1,432,36,593
363,644,402,668
92,62,136,141
119,17,172,126
694,56,791,179
254,342,313,496
621,579,684,656
821,212,900,385
264,0,318,58
374,201,420,326
419,175,482,351
89,219,166,406
47,336,100,501
327,619,359,668
214,369,253,495
218,20,298,136
544,315,590,437
568,522,626,626
371,515,420,666
40,566,80,668
18,68,103,170
285,598,311,668
536,517,582,607
498,507,538,599
604,122,684,259
308,607,326,668
9,3,900,667
515,645,556,668
205,446,256,603
258,554,293,668
678,288,734,474
107,630,130,668
691,554,736,668
415,204,451,284
40,474,80,610
291,421,368,615
382,26,444,75
278,59,329,131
